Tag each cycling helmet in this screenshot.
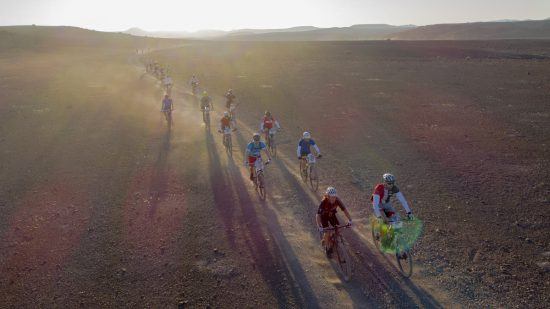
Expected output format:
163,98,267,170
265,110,271,116
253,133,261,141
202,91,208,96
326,186,337,197
223,111,229,117
383,173,396,184
228,89,233,93
303,131,311,139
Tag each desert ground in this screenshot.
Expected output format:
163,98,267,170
1,31,549,308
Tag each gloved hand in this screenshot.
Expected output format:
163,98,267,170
318,226,324,233
317,154,322,158
265,160,271,165
407,212,414,220
347,219,352,227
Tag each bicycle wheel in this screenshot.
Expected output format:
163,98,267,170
371,222,382,252
257,172,266,200
396,244,413,278
309,165,319,191
299,159,307,182
335,235,352,281
268,136,277,157
226,135,232,156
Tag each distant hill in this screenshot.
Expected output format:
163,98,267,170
390,19,550,40
218,24,415,41
0,25,184,50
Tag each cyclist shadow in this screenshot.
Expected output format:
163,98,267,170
271,160,443,308
147,122,172,217
205,130,320,308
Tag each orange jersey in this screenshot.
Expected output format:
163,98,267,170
221,117,231,128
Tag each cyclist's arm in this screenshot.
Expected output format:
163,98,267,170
372,194,382,218
395,192,411,214
260,122,265,132
338,198,352,222
316,213,322,228
262,147,272,161
275,120,281,129
313,144,321,155
296,144,302,158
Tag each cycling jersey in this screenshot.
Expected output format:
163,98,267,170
297,139,320,157
261,116,280,131
371,183,411,218
246,141,266,157
200,96,211,109
161,98,172,111
317,196,347,217
225,93,235,105
220,116,231,129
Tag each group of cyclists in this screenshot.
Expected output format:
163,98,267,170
147,63,415,259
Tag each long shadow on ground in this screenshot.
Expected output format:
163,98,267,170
270,154,443,308
205,130,320,307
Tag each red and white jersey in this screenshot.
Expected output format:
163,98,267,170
260,116,280,131
371,183,411,217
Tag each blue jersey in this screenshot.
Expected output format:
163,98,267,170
298,139,316,155
162,98,172,111
247,141,266,157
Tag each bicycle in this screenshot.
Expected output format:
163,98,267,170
220,127,233,156
300,153,320,191
264,128,278,157
191,82,199,95
371,216,413,278
321,223,352,281
162,109,173,127
250,157,269,200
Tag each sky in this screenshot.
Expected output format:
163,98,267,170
1,0,549,32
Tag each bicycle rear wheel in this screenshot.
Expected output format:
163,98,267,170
371,222,382,252
257,172,266,200
335,235,352,281
309,165,319,191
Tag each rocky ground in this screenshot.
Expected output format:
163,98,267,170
1,39,549,308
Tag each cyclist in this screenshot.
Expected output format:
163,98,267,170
244,133,272,181
161,94,173,119
297,131,321,160
371,173,413,222
225,89,236,109
200,91,213,111
218,111,233,132
260,111,281,140
190,75,199,93
163,75,173,94
316,187,352,257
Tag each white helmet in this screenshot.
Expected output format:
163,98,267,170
223,111,229,117
303,131,311,139
383,173,396,184
325,186,337,197
253,133,261,141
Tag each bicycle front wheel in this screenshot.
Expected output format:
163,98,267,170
227,136,232,156
396,239,413,278
335,236,352,281
257,172,266,200
299,159,307,182
309,165,319,191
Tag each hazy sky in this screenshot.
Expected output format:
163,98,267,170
1,0,549,31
